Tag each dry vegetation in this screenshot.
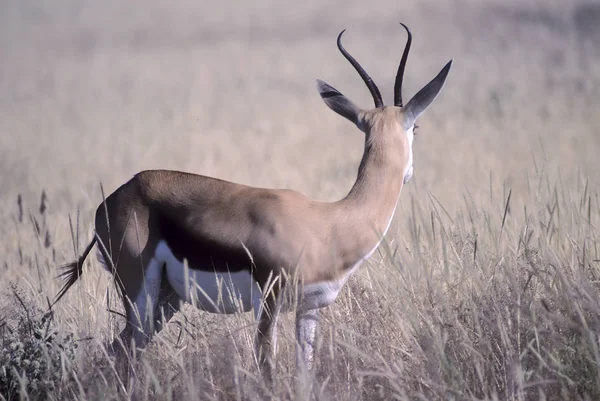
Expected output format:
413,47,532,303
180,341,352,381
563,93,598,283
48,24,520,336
1,0,600,400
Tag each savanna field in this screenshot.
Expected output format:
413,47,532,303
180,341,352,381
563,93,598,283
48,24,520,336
1,0,600,400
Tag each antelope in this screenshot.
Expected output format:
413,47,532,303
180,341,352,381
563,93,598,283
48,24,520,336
53,23,452,383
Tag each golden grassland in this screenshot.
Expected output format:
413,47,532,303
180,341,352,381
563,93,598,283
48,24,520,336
1,0,600,399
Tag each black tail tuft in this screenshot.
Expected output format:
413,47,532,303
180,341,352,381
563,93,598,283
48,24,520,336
51,237,97,308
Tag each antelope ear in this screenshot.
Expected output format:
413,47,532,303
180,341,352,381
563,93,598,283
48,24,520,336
403,60,452,128
316,79,362,125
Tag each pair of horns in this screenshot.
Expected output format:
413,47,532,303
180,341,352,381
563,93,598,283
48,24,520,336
337,23,412,108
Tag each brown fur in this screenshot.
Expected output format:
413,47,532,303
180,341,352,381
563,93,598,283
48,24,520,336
95,107,409,302
53,24,451,385
69,107,409,386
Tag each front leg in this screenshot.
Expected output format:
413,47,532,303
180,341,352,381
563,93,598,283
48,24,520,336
254,289,282,385
295,308,319,372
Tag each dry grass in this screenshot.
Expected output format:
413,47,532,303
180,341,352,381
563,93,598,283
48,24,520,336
2,0,600,400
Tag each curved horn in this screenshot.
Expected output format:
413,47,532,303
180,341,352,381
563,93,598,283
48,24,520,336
394,23,412,107
337,30,384,108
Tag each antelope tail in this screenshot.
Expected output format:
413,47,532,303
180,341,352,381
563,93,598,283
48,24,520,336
51,237,97,307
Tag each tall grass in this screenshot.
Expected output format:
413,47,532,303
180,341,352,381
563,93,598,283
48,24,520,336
2,168,600,400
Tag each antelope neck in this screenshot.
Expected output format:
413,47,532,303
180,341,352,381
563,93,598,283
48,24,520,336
333,130,407,266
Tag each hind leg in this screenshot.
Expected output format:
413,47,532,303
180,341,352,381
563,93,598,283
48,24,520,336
154,267,182,335
113,263,182,353
111,257,176,397
110,256,161,361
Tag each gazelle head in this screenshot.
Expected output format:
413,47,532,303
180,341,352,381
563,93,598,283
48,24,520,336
317,23,452,184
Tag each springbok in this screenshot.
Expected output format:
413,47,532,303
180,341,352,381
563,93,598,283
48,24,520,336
53,23,452,382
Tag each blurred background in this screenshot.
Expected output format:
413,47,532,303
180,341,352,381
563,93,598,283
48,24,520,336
1,0,599,222
1,1,600,399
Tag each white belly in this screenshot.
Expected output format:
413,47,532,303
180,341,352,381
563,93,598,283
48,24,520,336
155,241,263,315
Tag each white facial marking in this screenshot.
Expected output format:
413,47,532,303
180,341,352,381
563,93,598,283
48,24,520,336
403,126,414,184
155,241,262,315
